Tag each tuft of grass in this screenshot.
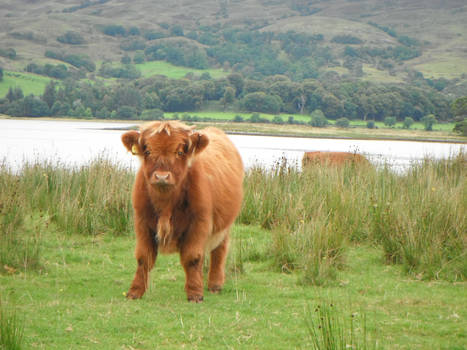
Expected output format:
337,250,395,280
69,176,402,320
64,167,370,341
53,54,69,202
305,302,379,350
371,152,466,280
0,300,24,350
0,162,41,272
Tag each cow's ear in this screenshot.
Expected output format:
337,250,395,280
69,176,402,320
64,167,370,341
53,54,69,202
121,130,141,155
189,132,209,155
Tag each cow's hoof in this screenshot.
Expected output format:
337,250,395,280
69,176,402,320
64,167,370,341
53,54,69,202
187,295,204,303
208,285,222,294
126,288,144,299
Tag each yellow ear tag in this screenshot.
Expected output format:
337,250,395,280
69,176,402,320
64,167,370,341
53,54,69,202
131,144,139,155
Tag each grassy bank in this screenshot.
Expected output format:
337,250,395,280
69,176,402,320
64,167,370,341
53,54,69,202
0,154,466,349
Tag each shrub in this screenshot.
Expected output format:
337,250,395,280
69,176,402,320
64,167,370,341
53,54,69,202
335,117,350,128
383,116,397,127
272,115,284,124
403,116,414,129
116,106,138,119
309,109,328,127
421,114,437,131
57,31,85,45
233,115,244,122
366,120,376,129
141,108,164,120
453,119,467,136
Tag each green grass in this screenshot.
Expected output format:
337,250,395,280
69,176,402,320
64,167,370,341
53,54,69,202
0,71,51,97
135,61,228,79
1,228,465,349
0,154,466,349
0,299,24,350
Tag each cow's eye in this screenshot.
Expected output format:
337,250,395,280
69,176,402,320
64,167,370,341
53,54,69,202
144,150,150,157
177,151,184,157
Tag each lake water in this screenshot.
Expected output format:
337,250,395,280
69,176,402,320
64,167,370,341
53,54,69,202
0,119,465,172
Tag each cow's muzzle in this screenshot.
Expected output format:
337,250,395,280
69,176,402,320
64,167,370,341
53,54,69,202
151,171,173,186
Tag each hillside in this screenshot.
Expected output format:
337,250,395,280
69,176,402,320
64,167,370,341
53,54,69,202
1,0,466,79
0,0,466,127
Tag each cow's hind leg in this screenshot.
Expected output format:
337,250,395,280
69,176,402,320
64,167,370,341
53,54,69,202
208,232,229,294
127,227,157,299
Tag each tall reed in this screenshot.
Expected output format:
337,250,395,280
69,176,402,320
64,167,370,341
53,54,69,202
240,151,466,282
0,162,41,271
15,157,134,236
371,152,466,280
305,302,380,350
0,300,24,350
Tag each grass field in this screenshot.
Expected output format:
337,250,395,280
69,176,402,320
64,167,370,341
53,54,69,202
135,61,228,79
0,71,51,97
0,153,465,349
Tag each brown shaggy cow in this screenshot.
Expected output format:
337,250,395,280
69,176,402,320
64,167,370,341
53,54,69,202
121,121,244,302
302,151,370,167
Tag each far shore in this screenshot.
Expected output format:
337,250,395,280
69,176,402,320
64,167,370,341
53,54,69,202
1,114,466,144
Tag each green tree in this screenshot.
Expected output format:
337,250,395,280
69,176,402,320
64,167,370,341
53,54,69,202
170,25,184,37
366,120,376,129
421,114,437,131
57,31,85,45
51,100,70,116
227,73,244,97
335,117,350,128
242,92,282,114
133,51,145,64
0,66,3,81
309,109,328,127
222,86,235,110
6,87,23,102
403,116,414,129
121,55,131,64
384,116,397,128
453,119,467,136
42,81,57,109
23,94,50,117
451,96,467,121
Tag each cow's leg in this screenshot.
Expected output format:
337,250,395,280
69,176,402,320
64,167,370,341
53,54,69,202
127,224,157,299
208,232,229,293
180,226,208,303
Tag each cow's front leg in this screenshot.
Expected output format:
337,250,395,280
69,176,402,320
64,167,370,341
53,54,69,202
180,222,209,302
127,224,157,299
180,247,205,303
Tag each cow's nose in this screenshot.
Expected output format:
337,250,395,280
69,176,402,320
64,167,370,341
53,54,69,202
154,172,170,184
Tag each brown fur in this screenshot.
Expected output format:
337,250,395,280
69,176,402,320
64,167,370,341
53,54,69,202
121,121,244,303
302,151,370,167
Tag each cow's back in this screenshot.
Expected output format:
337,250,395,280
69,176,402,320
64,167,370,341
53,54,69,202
303,151,370,167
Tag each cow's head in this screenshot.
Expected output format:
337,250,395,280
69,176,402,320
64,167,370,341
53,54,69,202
122,121,209,189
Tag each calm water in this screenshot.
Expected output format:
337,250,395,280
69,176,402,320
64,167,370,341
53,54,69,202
0,119,465,172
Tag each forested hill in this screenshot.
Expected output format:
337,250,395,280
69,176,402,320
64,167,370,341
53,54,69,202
0,0,466,123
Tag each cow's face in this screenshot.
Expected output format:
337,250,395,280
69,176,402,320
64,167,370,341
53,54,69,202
122,122,209,190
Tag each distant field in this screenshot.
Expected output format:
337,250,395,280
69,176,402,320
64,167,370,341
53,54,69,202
0,71,50,97
135,61,228,79
361,65,405,83
414,56,467,79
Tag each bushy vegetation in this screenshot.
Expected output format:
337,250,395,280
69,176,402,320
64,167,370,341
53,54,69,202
0,158,133,271
239,153,466,282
